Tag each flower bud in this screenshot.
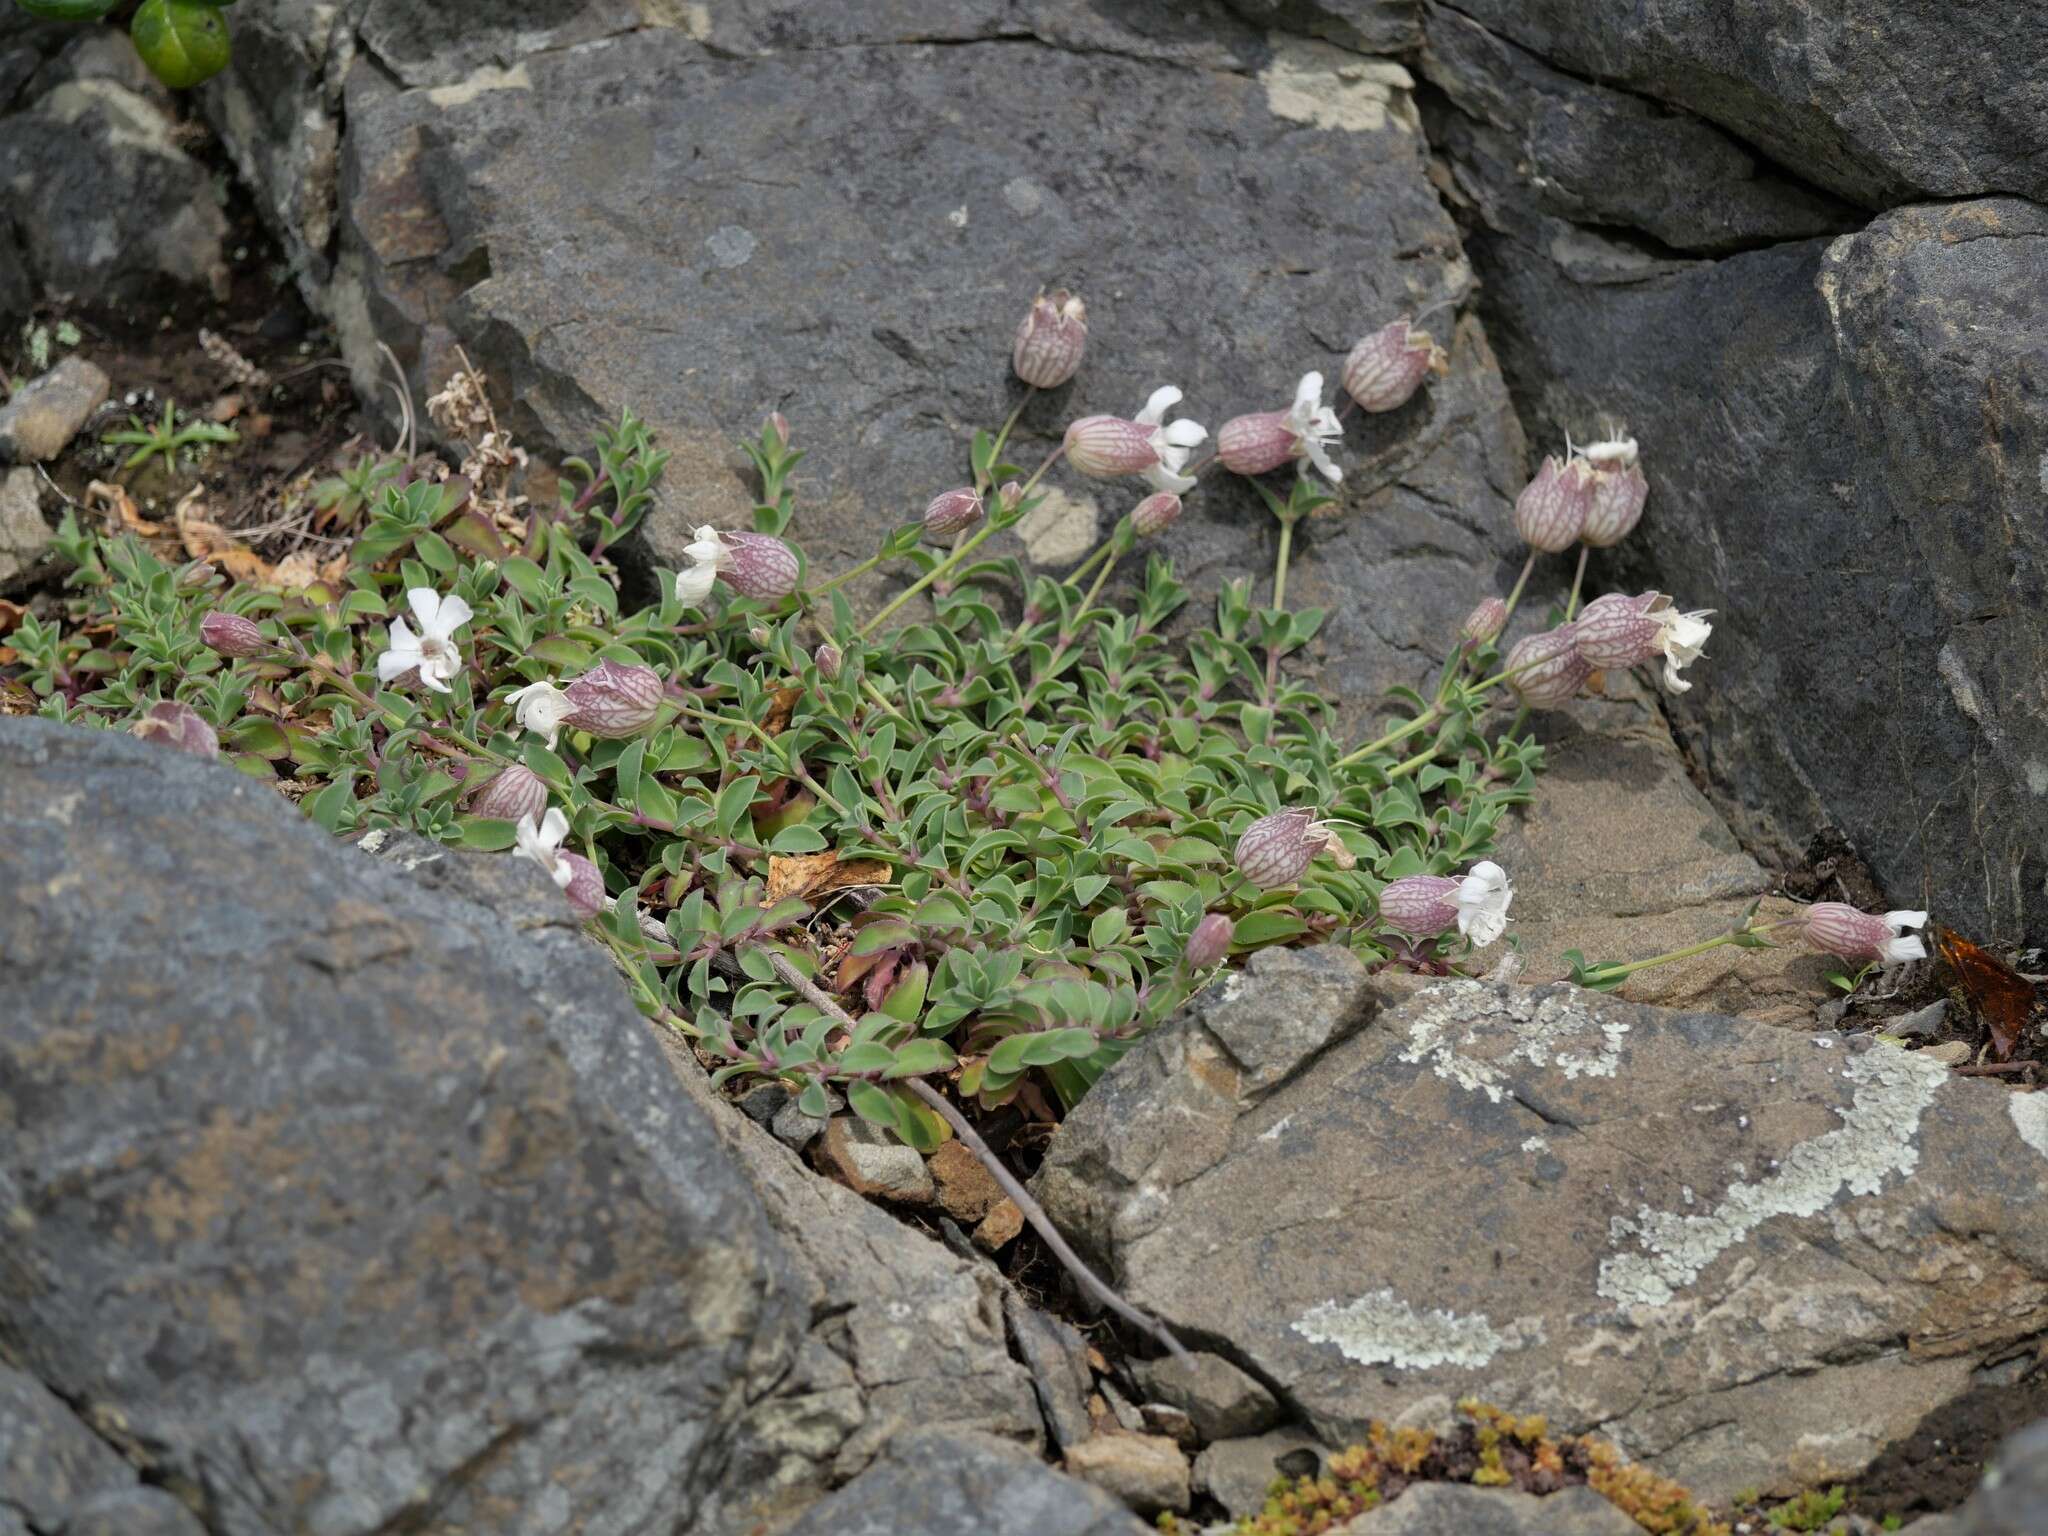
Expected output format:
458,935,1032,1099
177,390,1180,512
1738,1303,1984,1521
467,763,550,823
200,611,268,659
1460,596,1508,645
923,487,984,538
1514,455,1594,553
1572,591,1713,692
720,530,801,601
1012,288,1088,388
767,411,791,449
1342,318,1448,413
1185,912,1235,969
1130,491,1183,538
1580,460,1649,547
1063,415,1160,478
814,641,842,680
130,700,219,759
998,480,1024,512
1378,875,1463,937
1799,902,1929,966
561,850,607,921
562,659,665,738
1233,808,1325,890
1215,410,1297,476
1503,626,1590,709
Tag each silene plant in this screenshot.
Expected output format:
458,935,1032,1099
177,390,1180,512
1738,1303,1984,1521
14,293,1920,1321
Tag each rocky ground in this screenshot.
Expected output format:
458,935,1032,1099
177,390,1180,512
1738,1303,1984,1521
2,2,2046,1534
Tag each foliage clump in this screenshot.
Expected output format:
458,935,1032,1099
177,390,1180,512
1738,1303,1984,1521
1180,1401,1730,1536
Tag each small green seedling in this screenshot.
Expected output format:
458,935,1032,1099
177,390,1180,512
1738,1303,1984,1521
103,400,239,473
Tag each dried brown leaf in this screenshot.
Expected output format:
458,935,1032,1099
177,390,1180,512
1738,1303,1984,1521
87,479,169,537
765,851,890,906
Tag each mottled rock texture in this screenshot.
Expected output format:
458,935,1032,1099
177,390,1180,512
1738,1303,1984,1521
1037,957,2048,1503
0,719,800,1534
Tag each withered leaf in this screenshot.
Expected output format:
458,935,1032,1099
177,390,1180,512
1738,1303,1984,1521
1934,925,2038,1063
765,851,890,905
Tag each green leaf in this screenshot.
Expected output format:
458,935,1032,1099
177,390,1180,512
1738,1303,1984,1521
1088,907,1128,949
884,1038,957,1078
456,816,520,852
797,1080,831,1118
837,1042,896,1073
845,1080,898,1131
850,919,917,957
223,716,289,759
130,0,230,89
1229,911,1310,947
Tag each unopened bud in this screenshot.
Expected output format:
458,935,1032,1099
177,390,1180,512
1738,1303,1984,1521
721,530,801,601
923,486,984,538
1799,902,1929,966
562,659,665,737
814,641,842,680
1063,415,1160,478
749,625,774,650
1503,626,1590,709
1378,874,1462,937
767,411,791,449
1233,808,1325,890
130,699,219,759
1012,288,1088,388
1342,318,1448,413
467,762,550,823
1460,596,1508,645
561,851,607,921
200,610,268,658
1514,455,1594,553
1215,410,1296,477
1131,491,1183,538
1580,460,1648,547
1185,913,1235,969
998,480,1024,512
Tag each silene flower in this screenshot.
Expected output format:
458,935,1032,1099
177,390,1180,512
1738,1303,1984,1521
676,525,730,606
1342,317,1449,413
1503,625,1590,709
1513,455,1594,553
1133,385,1208,494
504,679,573,749
1012,289,1088,388
129,699,219,759
1572,591,1712,693
562,658,665,736
513,806,606,919
1799,903,1929,966
1063,386,1207,492
1216,372,1344,484
1234,807,1348,889
376,588,473,694
1379,860,1514,947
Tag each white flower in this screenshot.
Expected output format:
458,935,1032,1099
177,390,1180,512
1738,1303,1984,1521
1284,371,1344,484
504,679,573,749
1881,909,1929,964
376,588,472,694
1133,385,1207,495
1455,859,1513,946
676,525,730,606
1655,607,1713,693
513,807,575,890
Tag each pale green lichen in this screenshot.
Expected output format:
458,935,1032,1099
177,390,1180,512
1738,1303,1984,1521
1293,1287,1543,1371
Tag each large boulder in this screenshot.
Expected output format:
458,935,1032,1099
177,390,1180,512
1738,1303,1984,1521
1417,0,2048,943
205,0,1534,726
0,718,805,1533
1035,955,2048,1504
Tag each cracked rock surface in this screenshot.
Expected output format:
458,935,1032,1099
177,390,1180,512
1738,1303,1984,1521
1035,954,2048,1502
0,719,1038,1536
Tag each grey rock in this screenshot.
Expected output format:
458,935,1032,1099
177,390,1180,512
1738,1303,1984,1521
656,1029,1044,1528
0,1367,139,1532
1346,1483,1644,1535
0,466,51,583
780,1429,1145,1536
1132,1352,1282,1441
1938,1417,2048,1536
1193,1430,1328,1517
1005,1289,1097,1454
62,1488,209,1536
0,82,227,311
1442,189,2048,943
285,8,1535,732
1421,6,1857,255
1038,966,2048,1502
818,1114,938,1205
1196,944,1379,1094
1891,1000,1950,1040
0,356,109,464
1424,0,2048,208
771,1092,838,1149
28,28,176,110
1062,1432,1191,1515
0,718,805,1535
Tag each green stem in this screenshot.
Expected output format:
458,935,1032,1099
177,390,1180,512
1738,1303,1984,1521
978,392,1033,493
1576,929,1764,986
1499,550,1539,625
1334,704,1443,769
1563,545,1590,621
1271,516,1296,611
816,550,886,595
859,521,999,637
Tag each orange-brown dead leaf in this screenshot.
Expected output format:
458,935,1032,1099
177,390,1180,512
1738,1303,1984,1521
174,488,273,583
0,598,24,637
210,393,244,423
765,851,890,905
0,677,32,713
1934,925,2039,1063
88,479,169,537
762,684,804,736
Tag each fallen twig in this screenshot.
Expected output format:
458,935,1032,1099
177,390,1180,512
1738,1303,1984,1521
765,948,1190,1361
